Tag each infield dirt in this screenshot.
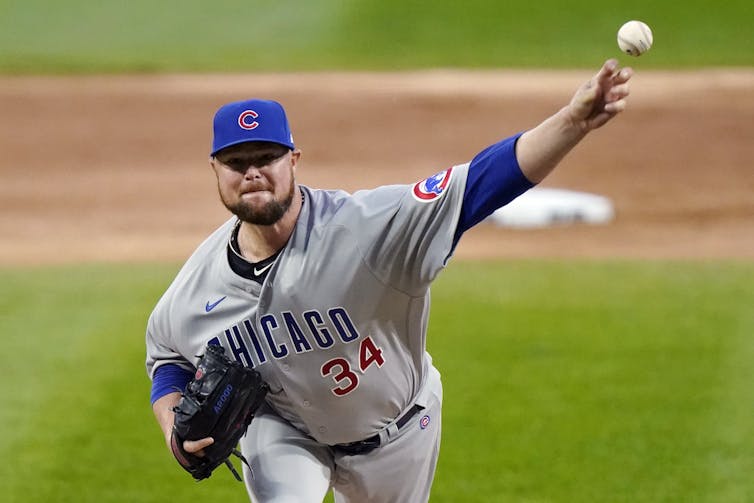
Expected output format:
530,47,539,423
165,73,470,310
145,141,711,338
1,69,752,264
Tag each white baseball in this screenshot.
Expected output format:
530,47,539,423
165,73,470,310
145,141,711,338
617,20,653,56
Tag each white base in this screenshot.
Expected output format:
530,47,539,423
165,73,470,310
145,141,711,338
485,187,615,228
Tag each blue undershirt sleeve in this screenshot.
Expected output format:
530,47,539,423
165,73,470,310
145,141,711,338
150,363,193,405
453,132,534,246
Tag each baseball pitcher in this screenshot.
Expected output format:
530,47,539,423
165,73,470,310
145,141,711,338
146,59,633,502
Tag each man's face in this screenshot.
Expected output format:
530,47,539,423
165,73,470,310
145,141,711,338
211,141,300,225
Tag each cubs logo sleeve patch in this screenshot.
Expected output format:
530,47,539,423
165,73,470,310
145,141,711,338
412,168,453,202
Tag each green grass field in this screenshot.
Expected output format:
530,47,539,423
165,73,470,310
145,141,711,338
1,1,752,501
1,261,752,502
0,0,752,73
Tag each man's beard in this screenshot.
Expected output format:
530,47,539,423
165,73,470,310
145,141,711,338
221,178,295,225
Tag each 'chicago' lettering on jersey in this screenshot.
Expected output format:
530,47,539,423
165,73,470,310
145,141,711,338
208,306,360,368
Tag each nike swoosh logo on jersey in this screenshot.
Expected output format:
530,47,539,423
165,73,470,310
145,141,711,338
205,296,227,313
254,263,274,276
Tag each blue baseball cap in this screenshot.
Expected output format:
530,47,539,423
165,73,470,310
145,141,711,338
210,99,295,156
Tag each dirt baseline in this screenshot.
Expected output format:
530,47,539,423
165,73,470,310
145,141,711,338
1,69,753,265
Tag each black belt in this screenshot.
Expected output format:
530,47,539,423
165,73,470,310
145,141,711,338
332,404,423,456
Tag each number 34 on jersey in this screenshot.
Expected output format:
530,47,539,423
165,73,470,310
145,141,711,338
321,336,385,396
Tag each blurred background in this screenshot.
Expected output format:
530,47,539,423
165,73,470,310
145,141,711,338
1,0,753,72
1,1,752,502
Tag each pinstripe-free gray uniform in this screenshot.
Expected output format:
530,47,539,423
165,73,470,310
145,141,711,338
146,164,468,501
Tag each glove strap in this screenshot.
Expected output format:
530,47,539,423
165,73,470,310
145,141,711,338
224,459,242,481
225,448,253,482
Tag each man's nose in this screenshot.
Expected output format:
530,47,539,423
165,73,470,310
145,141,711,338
244,162,263,170
243,165,263,178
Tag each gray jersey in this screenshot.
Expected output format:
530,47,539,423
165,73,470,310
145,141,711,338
146,163,468,445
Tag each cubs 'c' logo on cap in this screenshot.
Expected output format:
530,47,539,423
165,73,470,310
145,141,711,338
238,110,260,130
412,167,453,202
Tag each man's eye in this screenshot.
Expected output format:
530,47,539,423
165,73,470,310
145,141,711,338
222,153,279,169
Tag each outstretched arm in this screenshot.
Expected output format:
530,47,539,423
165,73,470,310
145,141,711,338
516,58,633,183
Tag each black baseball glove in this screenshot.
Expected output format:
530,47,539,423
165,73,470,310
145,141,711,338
170,344,269,481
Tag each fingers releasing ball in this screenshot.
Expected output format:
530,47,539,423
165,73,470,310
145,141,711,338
617,20,653,56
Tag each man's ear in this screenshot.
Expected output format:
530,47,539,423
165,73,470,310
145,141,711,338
290,149,302,170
